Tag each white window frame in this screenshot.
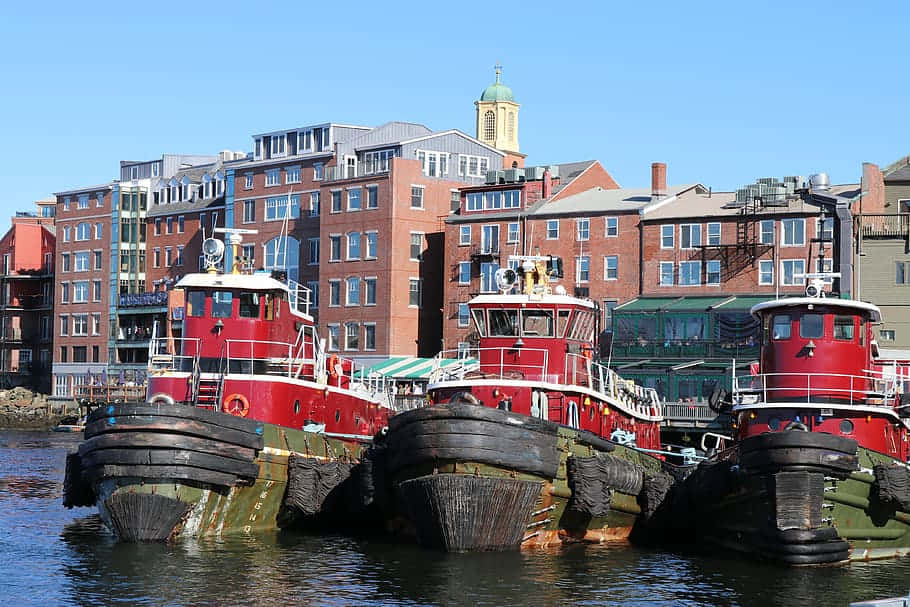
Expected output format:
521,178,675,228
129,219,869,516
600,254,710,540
707,222,721,246
546,220,559,240
679,261,701,286
604,255,618,280
459,225,471,246
457,303,470,327
781,259,806,286
575,255,590,283
680,224,702,249
576,219,590,241
659,261,674,286
781,218,805,247
706,260,721,285
760,220,774,245
347,232,361,260
409,277,423,308
458,261,471,285
605,216,618,237
410,185,425,209
365,231,378,259
265,169,280,187
506,222,520,244
364,323,377,351
660,225,674,249
286,166,301,184
758,259,774,285
364,277,377,306
345,277,360,306
244,173,253,190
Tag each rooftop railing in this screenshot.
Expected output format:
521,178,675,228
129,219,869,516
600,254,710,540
858,213,910,238
733,372,898,406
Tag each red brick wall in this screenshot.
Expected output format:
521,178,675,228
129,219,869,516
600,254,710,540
861,162,885,214
549,162,620,202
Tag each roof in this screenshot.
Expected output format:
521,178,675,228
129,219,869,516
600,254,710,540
751,297,882,321
354,357,476,380
480,82,514,102
348,121,432,151
615,295,774,313
538,183,702,216
177,272,290,291
885,164,910,182
642,184,860,221
54,183,113,197
470,293,597,309
147,196,225,217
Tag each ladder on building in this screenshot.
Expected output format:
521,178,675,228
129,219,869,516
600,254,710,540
736,197,760,264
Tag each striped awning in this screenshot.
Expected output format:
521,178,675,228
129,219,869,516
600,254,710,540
354,357,476,380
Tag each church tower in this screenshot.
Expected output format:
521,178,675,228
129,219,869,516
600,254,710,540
475,64,520,155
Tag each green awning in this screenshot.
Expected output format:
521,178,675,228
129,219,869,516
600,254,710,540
614,297,683,312
354,357,477,380
615,296,731,312
712,295,775,310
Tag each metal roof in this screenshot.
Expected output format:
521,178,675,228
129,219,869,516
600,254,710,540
751,297,882,321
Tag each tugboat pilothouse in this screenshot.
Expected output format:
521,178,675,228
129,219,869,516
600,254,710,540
379,254,686,552
64,230,394,541
678,275,910,564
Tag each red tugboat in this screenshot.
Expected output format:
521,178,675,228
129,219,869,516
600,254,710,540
63,231,393,541
679,277,910,564
379,254,685,552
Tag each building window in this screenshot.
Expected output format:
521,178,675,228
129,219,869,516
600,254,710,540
760,220,774,244
309,191,320,217
466,193,482,211
410,233,423,261
816,258,834,283
346,187,361,211
62,226,70,242
365,231,378,259
346,277,360,306
661,225,674,248
459,225,471,246
244,173,253,189
817,216,834,240
347,232,361,259
73,281,88,303
308,238,319,265
327,324,339,350
165,247,173,267
263,235,300,282
483,110,495,140
679,261,701,286
759,260,774,285
95,223,103,239
93,280,101,301
270,134,286,157
707,223,721,246
61,253,70,272
176,245,184,267
313,163,323,181
605,217,618,237
411,186,424,209
177,215,184,233
417,151,448,177
286,166,301,184
604,256,618,280
897,261,909,284
154,218,161,236
458,303,470,327
458,261,471,284
331,190,342,213
72,314,88,336
74,252,89,272
77,195,89,209
659,262,674,286
59,315,69,336
507,222,520,243
266,195,300,220
306,281,319,309
363,149,395,174
60,283,69,303
409,278,423,307
328,280,341,307
781,259,806,285
880,329,896,342
577,219,590,241
265,169,280,187
76,222,91,241
781,218,805,246
166,217,174,234
706,260,721,285
546,220,559,240
153,248,160,268
576,256,590,283
364,324,376,351
367,186,378,209
243,200,255,223
479,262,499,293
340,322,358,351
680,224,702,249
327,235,341,262
503,190,520,208
364,277,377,305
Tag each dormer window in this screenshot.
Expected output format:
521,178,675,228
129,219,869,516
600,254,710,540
180,177,190,201
298,130,312,153
254,138,262,160
270,134,286,157
202,174,212,199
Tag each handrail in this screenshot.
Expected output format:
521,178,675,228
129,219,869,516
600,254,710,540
734,371,898,406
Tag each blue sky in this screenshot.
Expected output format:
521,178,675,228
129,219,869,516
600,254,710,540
0,1,904,224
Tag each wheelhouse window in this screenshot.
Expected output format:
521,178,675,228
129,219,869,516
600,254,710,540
212,291,233,318
489,309,518,336
799,313,824,339
471,309,487,336
521,309,554,337
187,291,205,317
834,316,855,341
772,314,791,340
239,293,260,318
557,310,571,338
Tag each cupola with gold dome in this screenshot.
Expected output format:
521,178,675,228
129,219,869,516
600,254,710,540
475,64,520,155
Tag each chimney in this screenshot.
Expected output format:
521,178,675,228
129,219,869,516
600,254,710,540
651,162,667,199
542,169,552,199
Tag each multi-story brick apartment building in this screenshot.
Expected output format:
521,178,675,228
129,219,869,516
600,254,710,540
52,184,112,397
442,161,701,350
0,201,55,392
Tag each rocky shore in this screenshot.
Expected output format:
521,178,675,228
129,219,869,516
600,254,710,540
0,387,73,429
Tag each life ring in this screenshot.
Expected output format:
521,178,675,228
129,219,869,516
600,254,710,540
148,392,175,406
223,393,250,417
327,354,340,379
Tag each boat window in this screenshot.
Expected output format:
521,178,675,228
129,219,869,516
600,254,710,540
471,309,487,337
557,310,571,338
859,319,865,345
187,291,205,317
772,315,791,340
568,311,594,341
834,316,855,341
799,313,824,339
521,309,553,337
489,309,518,336
239,293,260,318
264,293,275,321
212,291,233,318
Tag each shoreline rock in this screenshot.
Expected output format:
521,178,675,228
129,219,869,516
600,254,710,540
0,387,75,430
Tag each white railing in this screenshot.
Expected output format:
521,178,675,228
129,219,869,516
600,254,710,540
733,372,897,406
285,278,312,317
431,347,551,382
148,337,201,373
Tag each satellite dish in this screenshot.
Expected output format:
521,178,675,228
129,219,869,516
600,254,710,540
202,238,225,268
494,268,518,292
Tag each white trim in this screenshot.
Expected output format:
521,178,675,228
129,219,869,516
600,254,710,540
397,129,506,156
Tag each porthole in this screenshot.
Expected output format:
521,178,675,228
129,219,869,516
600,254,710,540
335,409,341,423
293,400,300,415
839,419,854,435
768,417,781,431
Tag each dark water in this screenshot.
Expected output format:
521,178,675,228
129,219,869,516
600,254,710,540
2,432,909,607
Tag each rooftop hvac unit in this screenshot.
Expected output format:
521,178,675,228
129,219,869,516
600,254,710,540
757,177,779,186
547,165,560,179
485,170,499,184
504,168,524,182
735,188,752,204
524,166,546,181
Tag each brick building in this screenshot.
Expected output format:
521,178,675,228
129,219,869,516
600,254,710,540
0,202,55,392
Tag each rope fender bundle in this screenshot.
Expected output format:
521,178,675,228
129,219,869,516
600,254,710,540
285,455,355,516
872,463,910,511
567,454,644,517
638,472,674,521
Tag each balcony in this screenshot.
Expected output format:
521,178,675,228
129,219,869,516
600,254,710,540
323,164,390,183
469,243,500,260
610,339,760,360
859,213,910,238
